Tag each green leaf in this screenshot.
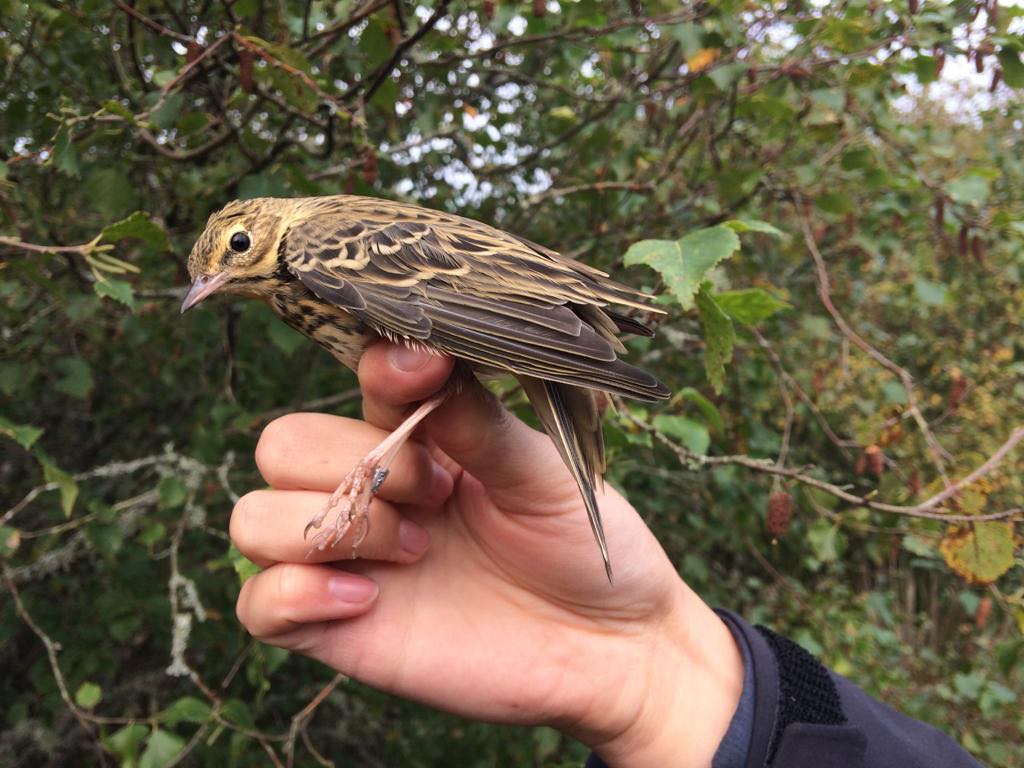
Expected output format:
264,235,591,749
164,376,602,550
151,69,177,88
997,48,1024,88
914,278,949,306
158,476,188,510
85,168,137,219
220,698,255,728
940,521,1016,585
695,284,736,394
94,278,136,311
102,99,136,120
230,544,261,583
267,320,306,356
713,288,790,324
161,696,212,725
54,356,94,400
676,386,723,431
149,91,185,130
139,729,185,768
722,219,784,237
53,125,79,177
947,174,990,207
623,226,741,310
816,191,853,215
652,414,710,455
74,681,103,709
707,61,747,91
807,519,841,563
40,455,78,517
0,416,44,450
100,211,170,250
103,724,148,762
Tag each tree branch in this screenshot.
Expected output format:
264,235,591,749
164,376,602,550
623,409,1024,523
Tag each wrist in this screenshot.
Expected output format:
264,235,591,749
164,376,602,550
568,582,745,768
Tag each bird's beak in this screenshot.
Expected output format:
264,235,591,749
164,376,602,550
180,271,230,314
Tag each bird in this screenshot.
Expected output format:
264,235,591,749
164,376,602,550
181,195,670,580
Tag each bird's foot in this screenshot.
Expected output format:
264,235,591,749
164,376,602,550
304,455,384,556
301,388,450,557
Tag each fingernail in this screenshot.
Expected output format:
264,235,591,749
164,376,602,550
399,519,430,556
389,344,431,372
327,574,379,604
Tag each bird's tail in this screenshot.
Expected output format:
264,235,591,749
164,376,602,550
518,377,612,582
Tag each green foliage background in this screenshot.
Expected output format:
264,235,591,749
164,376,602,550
2,1,1024,765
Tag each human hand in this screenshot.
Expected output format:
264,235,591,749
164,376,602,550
231,343,743,768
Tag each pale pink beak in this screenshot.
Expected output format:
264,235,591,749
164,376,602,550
180,271,230,314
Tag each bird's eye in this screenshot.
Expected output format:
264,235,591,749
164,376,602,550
229,232,251,252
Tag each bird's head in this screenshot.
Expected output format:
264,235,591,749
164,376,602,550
181,198,287,313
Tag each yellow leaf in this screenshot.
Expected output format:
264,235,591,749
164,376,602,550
939,521,1017,585
687,48,720,74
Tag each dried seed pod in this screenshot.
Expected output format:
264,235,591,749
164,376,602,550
238,49,254,94
971,235,985,264
975,595,993,630
974,49,985,74
533,0,547,18
483,0,495,21
186,41,203,64
990,68,1002,92
855,451,867,476
864,444,884,477
935,47,946,77
935,196,944,227
362,147,378,186
958,224,969,258
907,470,921,497
767,491,793,540
949,374,967,409
908,0,919,13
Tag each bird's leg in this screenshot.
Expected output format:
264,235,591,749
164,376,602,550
304,389,450,555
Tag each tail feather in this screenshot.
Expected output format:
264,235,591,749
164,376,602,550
518,376,612,582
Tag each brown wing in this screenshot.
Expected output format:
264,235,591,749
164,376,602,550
281,196,669,401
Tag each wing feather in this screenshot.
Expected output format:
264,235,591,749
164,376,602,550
279,196,668,399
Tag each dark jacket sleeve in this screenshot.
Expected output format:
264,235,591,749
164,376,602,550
586,610,981,768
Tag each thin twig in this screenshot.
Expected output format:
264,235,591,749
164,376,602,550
525,181,655,206
624,410,1024,523
284,673,347,768
361,0,452,102
795,197,953,482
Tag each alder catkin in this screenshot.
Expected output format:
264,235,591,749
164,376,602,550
865,445,884,477
362,148,379,186
239,50,254,94
767,491,793,539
